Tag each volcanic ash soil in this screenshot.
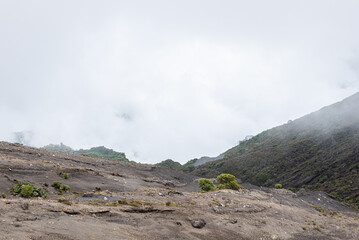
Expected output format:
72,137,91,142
0,142,358,240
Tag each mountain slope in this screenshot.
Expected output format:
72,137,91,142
1,141,358,239
192,93,359,207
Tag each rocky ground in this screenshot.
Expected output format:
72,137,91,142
0,141,358,240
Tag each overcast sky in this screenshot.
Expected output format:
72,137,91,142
1,1,359,164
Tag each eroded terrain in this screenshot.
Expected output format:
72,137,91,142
0,142,358,240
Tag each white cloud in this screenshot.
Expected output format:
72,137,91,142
1,0,359,163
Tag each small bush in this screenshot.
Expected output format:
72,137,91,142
198,178,216,192
1,193,6,198
11,182,47,198
20,185,34,198
274,184,282,189
62,173,69,179
12,181,30,195
32,187,46,197
216,174,236,184
52,181,70,193
216,174,242,190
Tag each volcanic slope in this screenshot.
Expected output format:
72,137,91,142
193,93,359,207
0,142,358,239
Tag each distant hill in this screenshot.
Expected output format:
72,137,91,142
42,144,129,162
155,159,183,170
42,143,74,153
192,93,359,207
192,154,224,166
155,154,224,172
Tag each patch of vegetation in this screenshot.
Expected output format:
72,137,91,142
118,199,144,207
216,174,242,190
165,201,176,207
198,174,242,192
155,159,183,170
57,198,72,205
42,143,74,153
312,205,324,213
154,158,199,172
42,144,129,162
51,181,70,194
274,183,282,189
1,193,6,198
75,146,128,162
198,178,216,192
62,173,69,179
20,185,34,198
11,182,47,198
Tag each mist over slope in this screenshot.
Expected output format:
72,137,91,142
192,93,359,207
42,143,129,162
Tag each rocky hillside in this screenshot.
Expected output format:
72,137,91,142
192,154,224,166
192,93,359,208
1,141,358,239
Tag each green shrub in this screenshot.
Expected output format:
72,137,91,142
1,193,6,198
216,174,242,190
33,187,47,198
198,178,216,192
52,181,70,193
274,183,282,189
216,174,236,184
11,182,47,198
62,173,69,179
12,181,30,195
20,185,34,198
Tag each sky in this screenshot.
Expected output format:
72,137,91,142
1,0,359,164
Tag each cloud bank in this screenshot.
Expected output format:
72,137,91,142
1,0,359,163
